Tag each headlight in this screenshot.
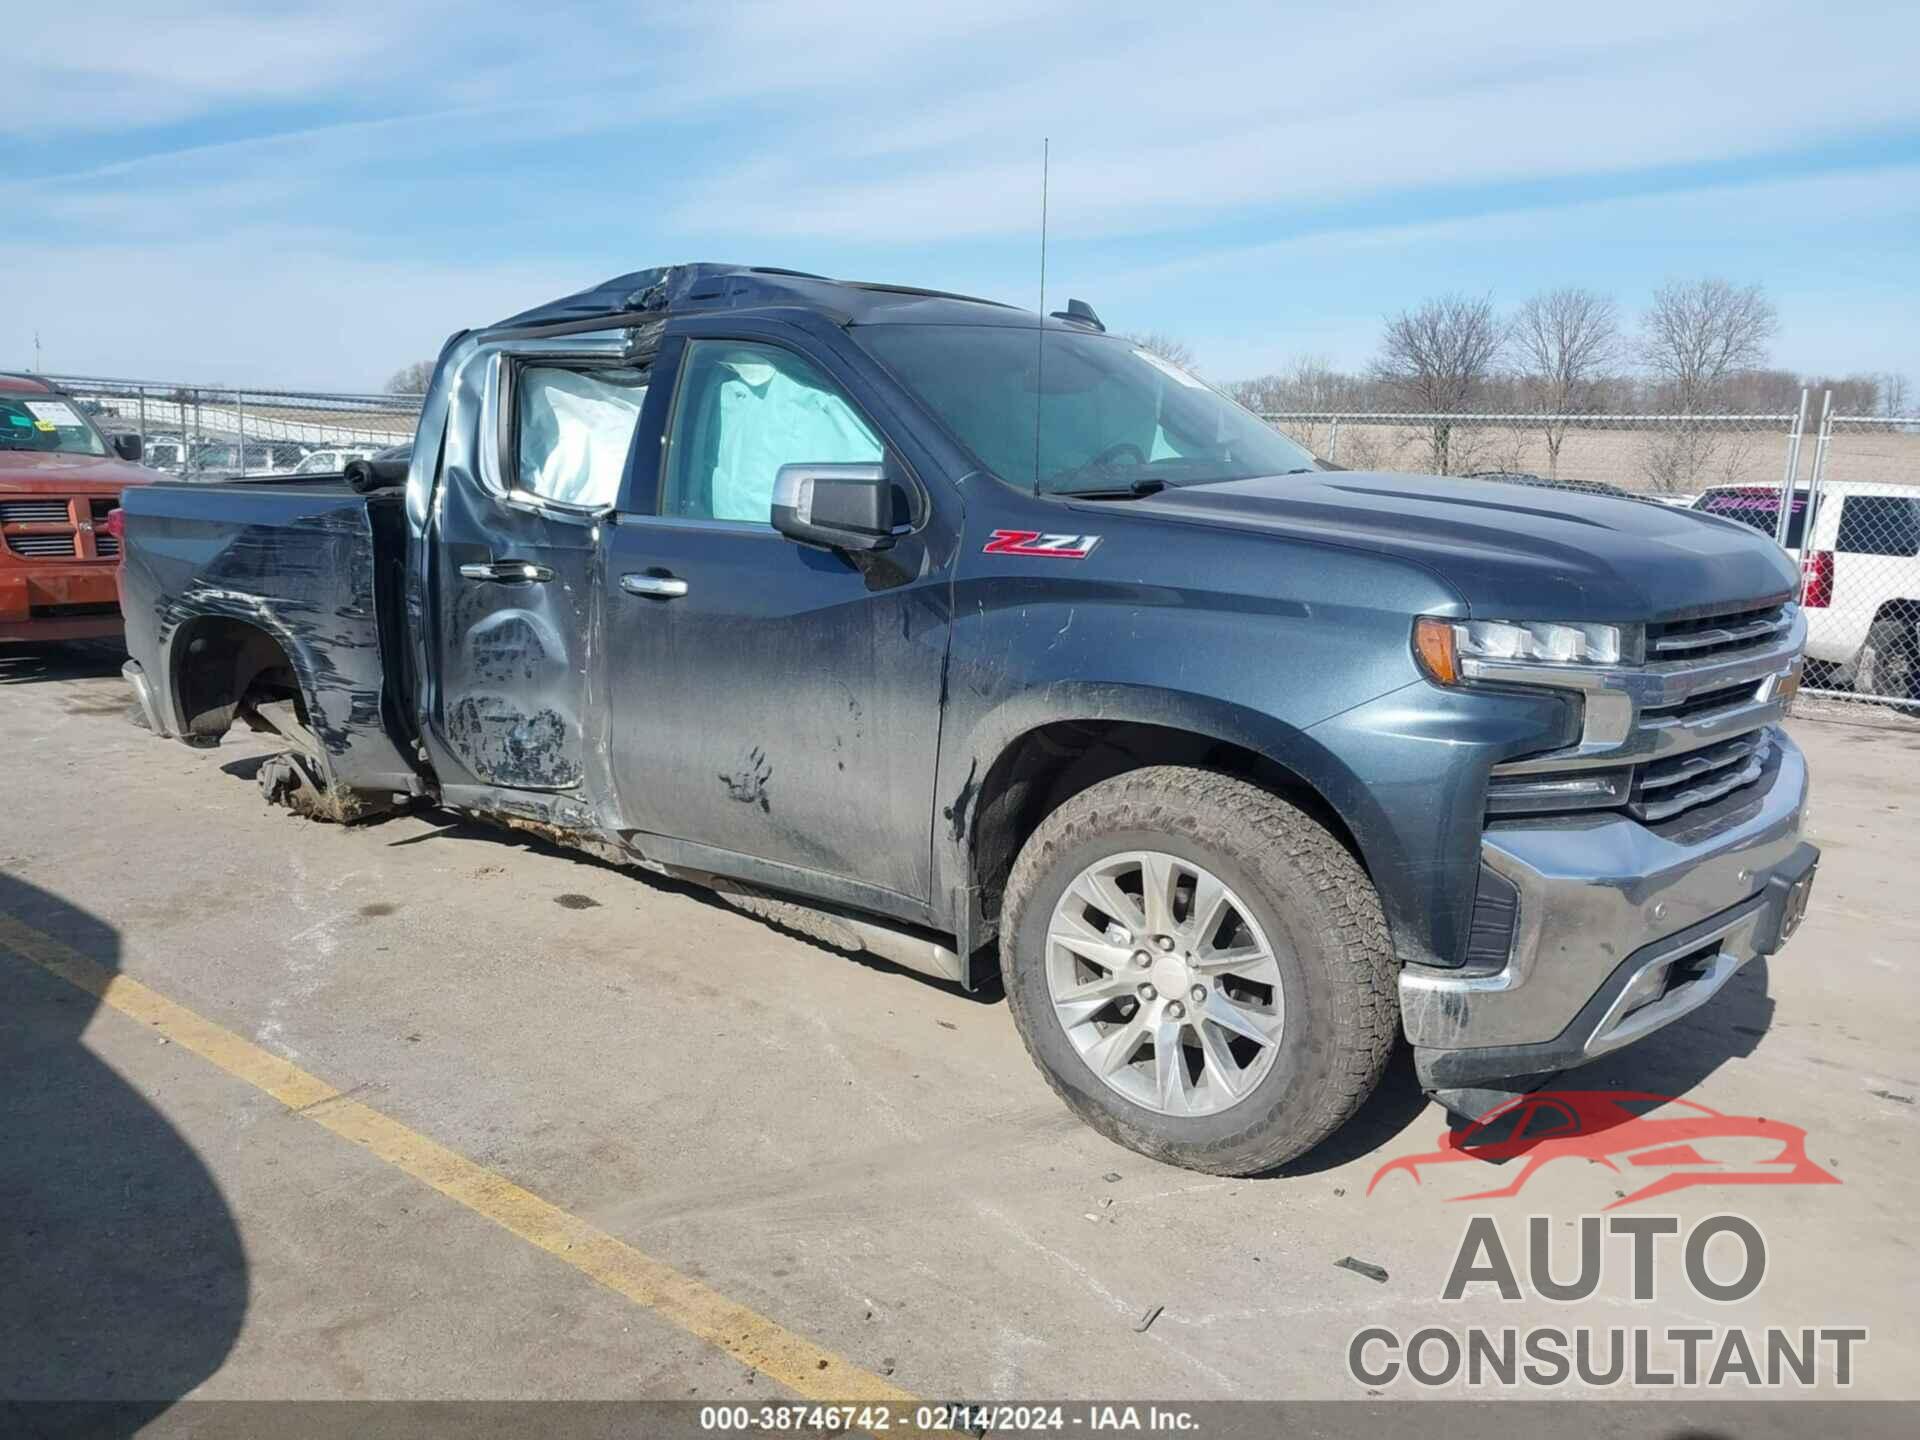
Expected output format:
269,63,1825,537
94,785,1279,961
1414,616,1636,685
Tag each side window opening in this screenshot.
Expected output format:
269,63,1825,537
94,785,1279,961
1837,496,1920,557
514,365,648,510
662,341,882,524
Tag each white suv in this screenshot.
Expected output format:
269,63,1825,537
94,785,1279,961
1694,481,1920,701
292,446,380,475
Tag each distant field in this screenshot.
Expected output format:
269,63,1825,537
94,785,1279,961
1272,418,1920,494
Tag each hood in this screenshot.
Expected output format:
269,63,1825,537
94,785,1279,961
1122,471,1798,623
0,450,155,494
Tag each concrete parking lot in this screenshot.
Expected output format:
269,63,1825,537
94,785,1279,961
3,644,1917,1417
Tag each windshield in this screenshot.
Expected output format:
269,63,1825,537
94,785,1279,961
857,324,1315,494
0,393,108,456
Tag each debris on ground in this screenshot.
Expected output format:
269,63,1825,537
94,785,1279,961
1869,1089,1914,1105
1133,1304,1164,1333
1335,1256,1389,1283
1103,1172,1122,1183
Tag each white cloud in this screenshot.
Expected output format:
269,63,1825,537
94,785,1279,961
5,0,1916,384
2,2,450,133
0,231,583,389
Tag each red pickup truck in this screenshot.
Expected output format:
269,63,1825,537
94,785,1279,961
1,374,153,643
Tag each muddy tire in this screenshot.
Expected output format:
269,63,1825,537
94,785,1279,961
1856,618,1920,710
1000,766,1396,1176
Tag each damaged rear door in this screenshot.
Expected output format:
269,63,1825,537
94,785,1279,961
425,334,649,799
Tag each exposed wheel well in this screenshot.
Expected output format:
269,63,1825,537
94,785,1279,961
967,720,1366,931
172,617,304,743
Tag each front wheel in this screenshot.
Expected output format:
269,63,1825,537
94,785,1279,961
999,767,1397,1175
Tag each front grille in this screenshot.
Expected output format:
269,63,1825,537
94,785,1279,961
1642,680,1763,725
1,494,114,562
1629,733,1771,823
6,532,78,558
0,499,72,524
1488,592,1797,829
1647,602,1793,661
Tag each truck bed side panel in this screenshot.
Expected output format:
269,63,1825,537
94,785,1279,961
119,480,418,792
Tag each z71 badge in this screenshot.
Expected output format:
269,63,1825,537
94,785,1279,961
982,529,1101,558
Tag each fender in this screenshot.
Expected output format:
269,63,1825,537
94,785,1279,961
930,679,1408,946
931,674,1569,975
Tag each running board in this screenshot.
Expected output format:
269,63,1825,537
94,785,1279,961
682,872,968,986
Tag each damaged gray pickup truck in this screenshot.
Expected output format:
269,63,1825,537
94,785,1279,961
119,264,1819,1174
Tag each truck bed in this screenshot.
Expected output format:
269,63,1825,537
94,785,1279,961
117,478,419,796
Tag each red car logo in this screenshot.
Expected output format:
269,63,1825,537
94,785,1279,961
982,529,1101,558
1367,1091,1839,1210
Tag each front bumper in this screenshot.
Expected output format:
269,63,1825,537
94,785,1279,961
0,565,123,642
1400,726,1815,1093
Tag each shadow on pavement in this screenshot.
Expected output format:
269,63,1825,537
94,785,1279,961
0,870,246,1432
0,641,128,686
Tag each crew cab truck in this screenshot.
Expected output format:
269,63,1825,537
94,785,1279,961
118,265,1819,1173
2,373,151,643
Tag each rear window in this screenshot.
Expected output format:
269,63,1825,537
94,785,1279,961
1696,487,1809,547
1836,496,1920,557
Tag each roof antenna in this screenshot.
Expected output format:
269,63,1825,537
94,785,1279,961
1033,137,1049,490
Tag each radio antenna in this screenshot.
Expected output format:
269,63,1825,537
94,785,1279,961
1033,137,1049,489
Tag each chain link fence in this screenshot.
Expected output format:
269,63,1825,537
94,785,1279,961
1264,404,1920,712
22,370,1919,711
1262,410,1814,499
38,372,422,481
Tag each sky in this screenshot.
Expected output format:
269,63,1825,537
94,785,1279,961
4,0,1918,393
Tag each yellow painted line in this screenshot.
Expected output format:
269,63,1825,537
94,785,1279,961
1,910,915,1407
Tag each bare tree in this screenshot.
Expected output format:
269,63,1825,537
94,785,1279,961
1121,332,1199,372
1509,287,1620,478
1637,279,1777,492
385,360,436,395
1878,372,1911,418
1371,293,1503,474
1639,279,1777,412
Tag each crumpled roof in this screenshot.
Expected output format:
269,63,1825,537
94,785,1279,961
489,263,818,331
487,263,1023,334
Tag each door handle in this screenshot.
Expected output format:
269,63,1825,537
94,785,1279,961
459,560,553,584
620,573,689,599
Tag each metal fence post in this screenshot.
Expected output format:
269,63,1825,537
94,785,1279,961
1328,417,1340,466
137,388,147,445
1804,391,1834,547
236,388,247,466
1775,389,1808,546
